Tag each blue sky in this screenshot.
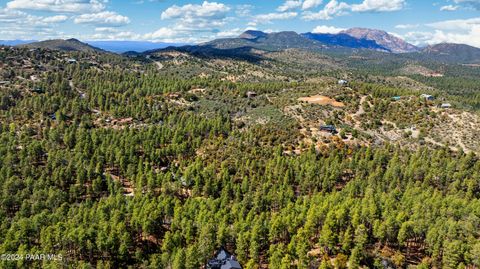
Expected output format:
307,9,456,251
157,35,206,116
1,0,480,47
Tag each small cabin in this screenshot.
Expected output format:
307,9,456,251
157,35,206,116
392,96,401,101
338,79,348,86
207,247,242,269
67,58,77,64
420,94,434,101
246,91,257,98
320,125,337,134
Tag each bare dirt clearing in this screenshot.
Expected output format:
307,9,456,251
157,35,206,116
298,95,345,107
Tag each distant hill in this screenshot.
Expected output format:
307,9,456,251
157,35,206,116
202,31,325,52
301,32,389,51
341,28,418,53
18,39,104,53
418,43,480,63
238,30,268,40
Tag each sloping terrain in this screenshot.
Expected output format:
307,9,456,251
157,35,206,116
302,32,389,51
341,27,419,53
1,42,480,269
417,43,480,63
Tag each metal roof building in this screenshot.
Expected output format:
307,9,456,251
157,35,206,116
207,247,242,269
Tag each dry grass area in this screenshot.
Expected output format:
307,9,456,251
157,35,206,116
298,95,345,107
427,109,480,153
399,64,444,77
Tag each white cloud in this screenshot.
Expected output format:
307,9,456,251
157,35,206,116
277,0,303,12
404,29,480,47
0,8,64,39
125,1,233,43
395,24,419,29
350,0,405,12
0,8,65,27
312,25,345,33
403,17,480,48
144,27,179,39
426,17,480,31
249,12,297,26
160,1,230,32
6,0,106,13
256,12,298,22
453,0,480,10
142,27,212,43
216,28,244,38
277,0,323,12
86,27,141,40
0,8,30,24
302,0,350,20
440,5,460,11
301,0,405,20
74,11,130,26
42,15,69,23
161,1,230,20
302,0,323,10
235,4,253,16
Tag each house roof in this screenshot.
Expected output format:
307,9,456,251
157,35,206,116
221,260,242,269
216,249,229,260
208,247,242,269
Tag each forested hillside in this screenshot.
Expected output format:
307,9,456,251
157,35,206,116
1,46,480,269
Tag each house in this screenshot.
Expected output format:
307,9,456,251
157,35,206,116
392,96,401,101
67,58,77,64
439,103,452,109
420,94,435,101
246,91,257,98
320,125,337,134
338,79,348,86
207,247,242,269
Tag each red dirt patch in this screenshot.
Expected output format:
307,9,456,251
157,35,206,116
299,95,345,107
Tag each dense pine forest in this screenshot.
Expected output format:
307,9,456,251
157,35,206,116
1,46,480,269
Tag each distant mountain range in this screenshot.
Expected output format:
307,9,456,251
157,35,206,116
0,40,37,46
199,28,421,53
6,28,480,64
340,28,419,53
